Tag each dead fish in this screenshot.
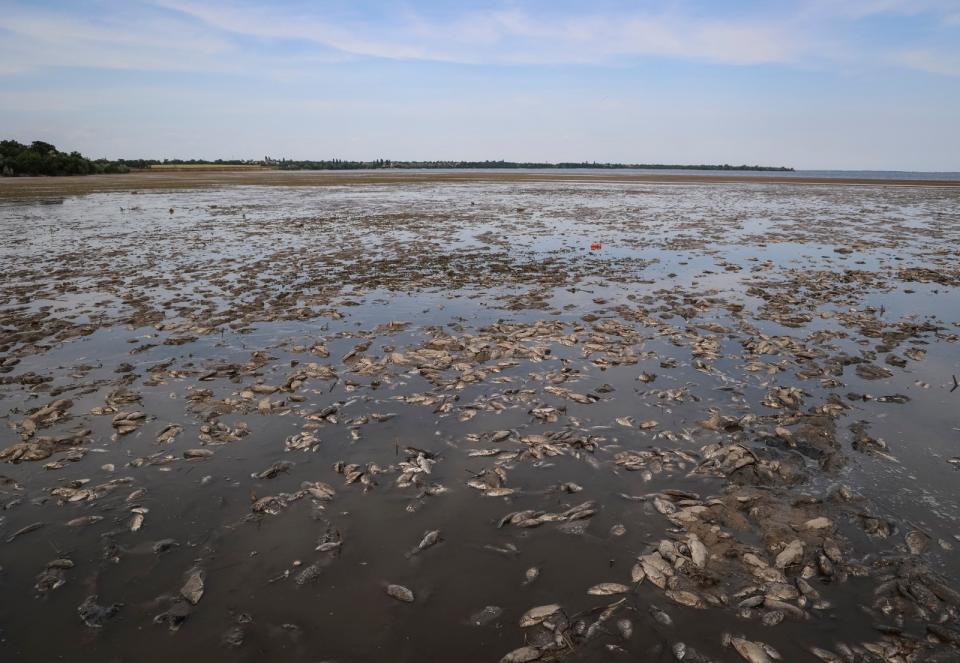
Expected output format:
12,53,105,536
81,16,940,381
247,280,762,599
761,610,784,627
584,597,625,640
499,646,541,663
386,584,415,602
303,481,336,500
6,521,44,543
665,589,705,609
180,570,205,605
468,449,502,457
111,410,146,435
588,583,631,596
254,461,294,480
762,598,805,620
485,543,520,556
47,558,74,570
183,448,213,459
640,553,672,589
738,595,764,609
295,563,322,585
803,516,832,530
653,497,676,515
67,515,104,527
156,424,182,444
406,529,440,557
498,510,536,528
774,539,804,569
687,534,708,568
822,538,843,563
519,604,561,627
129,507,147,532
905,529,930,555
616,618,633,639
795,577,819,600
35,568,66,594
730,637,775,663
630,562,646,584
650,605,673,626
126,488,147,502
809,647,842,662
313,525,342,554
618,493,647,502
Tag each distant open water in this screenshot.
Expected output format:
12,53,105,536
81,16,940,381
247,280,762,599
388,168,960,180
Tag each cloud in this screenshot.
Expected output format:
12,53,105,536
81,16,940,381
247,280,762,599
153,0,446,61
153,0,798,66
0,5,349,76
0,0,956,77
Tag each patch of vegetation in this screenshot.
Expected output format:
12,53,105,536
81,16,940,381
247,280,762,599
0,140,130,177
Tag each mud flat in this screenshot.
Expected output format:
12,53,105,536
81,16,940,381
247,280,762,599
1,179,960,662
2,169,960,199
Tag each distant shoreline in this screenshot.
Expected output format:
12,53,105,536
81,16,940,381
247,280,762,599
2,169,959,198
143,161,794,172
6,139,794,177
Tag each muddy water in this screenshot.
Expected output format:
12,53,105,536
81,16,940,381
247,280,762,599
1,181,960,662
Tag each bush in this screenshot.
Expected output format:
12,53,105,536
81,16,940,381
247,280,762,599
0,139,129,177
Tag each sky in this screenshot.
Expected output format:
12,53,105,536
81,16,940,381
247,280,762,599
1,0,959,170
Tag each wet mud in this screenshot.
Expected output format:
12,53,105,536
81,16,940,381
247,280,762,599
1,181,959,662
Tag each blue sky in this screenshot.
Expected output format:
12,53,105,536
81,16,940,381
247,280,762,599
1,0,958,170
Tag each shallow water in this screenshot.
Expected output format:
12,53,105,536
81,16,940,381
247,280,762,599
1,181,959,662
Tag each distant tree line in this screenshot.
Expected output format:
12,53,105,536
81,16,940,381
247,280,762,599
0,140,130,176
1,140,794,176
274,159,793,172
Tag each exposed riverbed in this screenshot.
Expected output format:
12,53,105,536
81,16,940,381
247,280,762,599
1,180,959,662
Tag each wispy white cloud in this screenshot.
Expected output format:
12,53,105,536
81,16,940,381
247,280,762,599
153,0,447,61
0,0,957,76
0,5,353,77
152,0,799,66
